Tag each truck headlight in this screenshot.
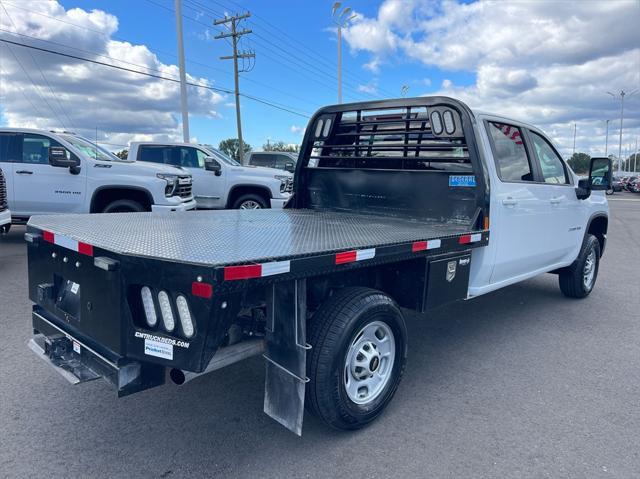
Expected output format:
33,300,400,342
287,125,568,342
275,175,293,193
157,174,179,197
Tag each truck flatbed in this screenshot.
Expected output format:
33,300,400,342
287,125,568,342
28,209,486,267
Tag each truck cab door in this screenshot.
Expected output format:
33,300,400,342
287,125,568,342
525,130,583,264
485,121,557,284
11,133,86,216
189,147,225,209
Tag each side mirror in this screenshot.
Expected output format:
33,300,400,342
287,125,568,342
204,157,222,176
588,157,612,190
285,162,295,173
49,146,79,169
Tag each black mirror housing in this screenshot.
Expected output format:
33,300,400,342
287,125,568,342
204,157,222,176
285,162,295,173
49,146,79,168
588,157,612,190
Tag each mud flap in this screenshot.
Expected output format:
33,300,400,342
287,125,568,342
263,279,310,436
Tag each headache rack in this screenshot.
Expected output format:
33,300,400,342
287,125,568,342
306,102,470,172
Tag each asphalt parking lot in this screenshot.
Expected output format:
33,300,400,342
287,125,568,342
1,194,639,479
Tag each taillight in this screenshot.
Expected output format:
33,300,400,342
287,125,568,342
176,295,194,338
141,286,157,327
157,291,175,332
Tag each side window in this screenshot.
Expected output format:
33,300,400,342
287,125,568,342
487,122,533,182
275,154,292,169
529,132,568,184
138,146,172,165
250,154,272,167
22,134,63,164
0,133,20,163
195,149,209,168
178,147,200,168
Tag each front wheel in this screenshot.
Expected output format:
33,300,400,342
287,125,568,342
559,234,601,298
232,194,268,209
306,287,408,430
102,199,146,213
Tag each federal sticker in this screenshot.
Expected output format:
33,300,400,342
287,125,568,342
70,282,80,295
144,338,173,360
72,341,81,354
449,175,476,187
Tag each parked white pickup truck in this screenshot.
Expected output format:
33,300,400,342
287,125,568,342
129,142,293,209
25,97,612,435
0,129,196,228
0,166,10,233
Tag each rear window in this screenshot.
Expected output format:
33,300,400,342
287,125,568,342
249,153,274,167
306,106,471,172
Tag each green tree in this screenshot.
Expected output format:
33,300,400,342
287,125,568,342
567,152,590,174
115,149,128,160
262,140,300,153
219,138,252,162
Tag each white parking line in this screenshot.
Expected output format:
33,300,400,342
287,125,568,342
608,198,640,202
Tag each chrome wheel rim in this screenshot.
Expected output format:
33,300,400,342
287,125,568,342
583,248,596,290
344,321,396,405
239,200,261,209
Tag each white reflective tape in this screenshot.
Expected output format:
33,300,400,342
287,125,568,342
470,233,482,243
427,239,441,249
55,234,78,252
356,248,376,261
261,260,291,277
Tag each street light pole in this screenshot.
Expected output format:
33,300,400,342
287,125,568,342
572,123,576,156
608,89,638,174
332,3,356,104
604,119,610,156
174,0,190,142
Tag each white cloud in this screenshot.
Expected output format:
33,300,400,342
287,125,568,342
290,125,305,135
0,1,224,145
357,82,378,95
342,0,640,158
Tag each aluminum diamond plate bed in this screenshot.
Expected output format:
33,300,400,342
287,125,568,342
27,209,483,267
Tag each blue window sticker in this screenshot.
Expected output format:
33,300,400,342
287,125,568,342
449,175,476,187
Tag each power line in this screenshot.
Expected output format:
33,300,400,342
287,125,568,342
0,37,309,118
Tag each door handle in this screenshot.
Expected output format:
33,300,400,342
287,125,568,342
16,170,33,175
502,198,518,206
550,196,563,205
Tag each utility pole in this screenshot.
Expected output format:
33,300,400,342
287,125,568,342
214,12,254,164
332,3,356,104
607,89,637,174
175,0,190,142
604,119,610,156
572,123,576,156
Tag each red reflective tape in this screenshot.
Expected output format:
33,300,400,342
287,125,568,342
224,264,262,281
335,250,357,264
192,282,213,299
412,241,427,252
43,231,54,243
78,242,93,256
459,235,472,244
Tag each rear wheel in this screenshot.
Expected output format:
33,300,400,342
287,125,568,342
0,224,10,234
102,199,145,213
232,194,268,209
306,287,408,430
559,234,600,298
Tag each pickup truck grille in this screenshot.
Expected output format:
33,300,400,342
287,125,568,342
176,176,192,199
0,168,7,212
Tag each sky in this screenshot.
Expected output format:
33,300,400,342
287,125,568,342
0,0,639,159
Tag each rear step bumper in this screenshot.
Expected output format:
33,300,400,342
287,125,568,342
30,309,164,396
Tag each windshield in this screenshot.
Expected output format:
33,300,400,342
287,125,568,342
60,135,126,162
202,145,241,166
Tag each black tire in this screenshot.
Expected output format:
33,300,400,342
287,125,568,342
0,223,10,234
306,287,408,430
232,194,268,209
558,234,600,298
605,189,614,195
102,199,145,213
